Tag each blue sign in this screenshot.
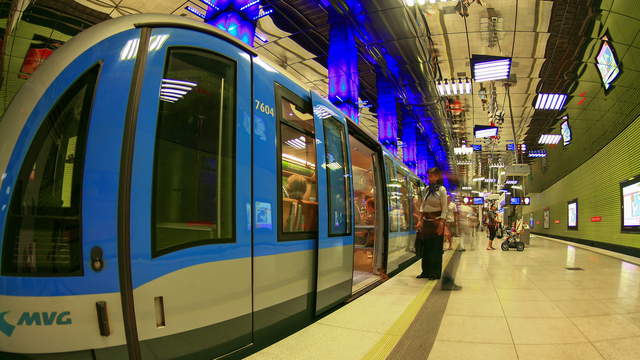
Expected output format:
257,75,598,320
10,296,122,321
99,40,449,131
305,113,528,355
472,144,482,151
506,143,515,151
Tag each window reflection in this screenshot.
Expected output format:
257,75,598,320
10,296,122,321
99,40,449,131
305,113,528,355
279,95,318,236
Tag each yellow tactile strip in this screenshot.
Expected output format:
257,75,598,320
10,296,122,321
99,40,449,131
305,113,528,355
362,243,458,360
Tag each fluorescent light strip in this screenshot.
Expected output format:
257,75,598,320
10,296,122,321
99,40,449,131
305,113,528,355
535,93,568,110
161,88,188,96
162,79,198,87
161,84,192,91
282,153,315,168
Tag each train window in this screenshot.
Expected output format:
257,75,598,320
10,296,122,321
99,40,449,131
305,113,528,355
2,65,100,276
396,170,411,232
323,117,351,236
152,48,235,257
410,180,422,230
277,86,318,239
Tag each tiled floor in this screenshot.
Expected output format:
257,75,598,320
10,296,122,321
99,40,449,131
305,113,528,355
427,233,640,360
248,233,640,360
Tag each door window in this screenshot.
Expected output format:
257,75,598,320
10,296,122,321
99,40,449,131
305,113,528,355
152,48,235,257
323,117,351,236
277,87,318,238
2,65,100,275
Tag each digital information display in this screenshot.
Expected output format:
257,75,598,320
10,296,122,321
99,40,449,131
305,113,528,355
596,36,620,90
509,197,521,205
568,199,578,230
472,144,482,151
506,143,515,151
473,197,485,205
621,175,640,232
561,120,572,146
474,125,498,138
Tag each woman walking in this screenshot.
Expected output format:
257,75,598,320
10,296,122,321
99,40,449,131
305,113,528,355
416,168,448,279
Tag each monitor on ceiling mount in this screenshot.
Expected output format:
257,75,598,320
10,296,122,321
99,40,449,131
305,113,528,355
509,197,522,205
596,34,621,92
474,125,498,138
561,119,572,146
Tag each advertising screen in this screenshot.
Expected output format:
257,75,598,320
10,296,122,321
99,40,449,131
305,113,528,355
561,120,572,146
509,197,521,205
474,125,498,138
596,36,620,90
473,197,485,205
621,175,640,232
568,199,578,230
543,209,550,229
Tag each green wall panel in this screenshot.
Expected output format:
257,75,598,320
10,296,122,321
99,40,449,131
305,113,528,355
524,114,640,248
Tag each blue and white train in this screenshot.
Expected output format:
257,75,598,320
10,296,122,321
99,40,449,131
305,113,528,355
0,14,427,359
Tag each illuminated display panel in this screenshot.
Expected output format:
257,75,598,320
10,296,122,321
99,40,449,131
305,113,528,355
561,120,572,146
510,197,521,205
596,35,620,90
621,175,640,232
473,197,484,205
568,199,578,230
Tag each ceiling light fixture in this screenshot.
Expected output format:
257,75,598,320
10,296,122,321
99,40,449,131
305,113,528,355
505,180,518,185
462,186,473,190
454,145,474,155
534,93,568,110
436,78,472,96
528,150,547,158
471,55,512,82
538,134,562,145
489,162,505,168
472,177,485,182
457,160,472,165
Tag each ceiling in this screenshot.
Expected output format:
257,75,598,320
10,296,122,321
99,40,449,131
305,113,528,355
1,0,639,195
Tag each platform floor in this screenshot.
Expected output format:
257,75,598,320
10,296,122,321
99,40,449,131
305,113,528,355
249,232,640,360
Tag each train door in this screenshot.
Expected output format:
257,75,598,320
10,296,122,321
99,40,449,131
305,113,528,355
349,134,385,293
0,28,142,358
126,28,252,358
311,93,354,314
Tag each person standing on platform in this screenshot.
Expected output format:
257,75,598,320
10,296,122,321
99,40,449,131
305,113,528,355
415,168,448,279
486,205,499,250
444,196,456,251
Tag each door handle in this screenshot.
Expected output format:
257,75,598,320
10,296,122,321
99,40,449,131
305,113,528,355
96,301,110,336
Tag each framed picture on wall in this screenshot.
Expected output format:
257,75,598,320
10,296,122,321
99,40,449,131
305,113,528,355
620,174,640,233
543,208,550,229
568,199,578,230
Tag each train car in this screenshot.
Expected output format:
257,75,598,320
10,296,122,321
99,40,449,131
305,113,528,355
0,14,426,359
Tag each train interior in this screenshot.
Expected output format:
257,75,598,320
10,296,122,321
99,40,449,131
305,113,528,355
350,135,384,292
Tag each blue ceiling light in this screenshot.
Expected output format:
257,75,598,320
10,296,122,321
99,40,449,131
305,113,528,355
528,150,547,158
471,55,512,82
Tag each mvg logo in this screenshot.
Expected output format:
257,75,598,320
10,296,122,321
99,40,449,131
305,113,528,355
0,311,72,337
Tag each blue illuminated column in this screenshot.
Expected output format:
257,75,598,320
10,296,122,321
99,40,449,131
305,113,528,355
416,129,429,182
328,10,359,122
401,111,417,173
197,0,273,47
376,71,398,155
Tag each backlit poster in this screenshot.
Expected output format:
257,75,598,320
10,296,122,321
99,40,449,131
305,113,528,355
621,175,640,232
568,199,578,230
543,208,550,229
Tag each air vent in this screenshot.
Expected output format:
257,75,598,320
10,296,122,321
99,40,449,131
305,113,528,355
565,267,584,271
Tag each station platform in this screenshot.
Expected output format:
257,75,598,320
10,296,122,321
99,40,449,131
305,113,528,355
248,233,640,360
